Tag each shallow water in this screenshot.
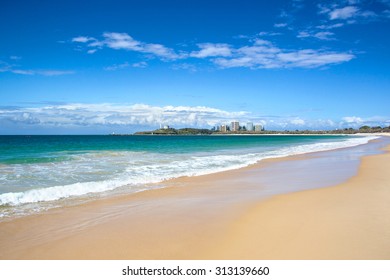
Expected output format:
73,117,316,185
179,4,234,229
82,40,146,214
0,134,381,218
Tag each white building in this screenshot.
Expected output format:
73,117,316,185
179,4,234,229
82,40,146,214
246,122,254,131
231,121,240,132
254,124,263,132
220,124,227,132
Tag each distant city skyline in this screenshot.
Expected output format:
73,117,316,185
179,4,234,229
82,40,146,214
1,0,390,134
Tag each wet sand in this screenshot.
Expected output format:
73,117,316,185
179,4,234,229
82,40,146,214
0,137,389,259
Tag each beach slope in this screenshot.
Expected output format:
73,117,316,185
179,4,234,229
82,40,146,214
211,145,390,259
0,143,389,259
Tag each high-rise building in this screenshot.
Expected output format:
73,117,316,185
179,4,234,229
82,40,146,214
220,124,227,132
254,124,263,132
246,122,254,131
231,121,240,132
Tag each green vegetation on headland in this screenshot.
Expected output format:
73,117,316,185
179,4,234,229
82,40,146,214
134,128,213,135
124,125,390,136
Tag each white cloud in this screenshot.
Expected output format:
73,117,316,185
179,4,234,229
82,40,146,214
360,10,377,18
290,118,305,125
253,39,273,46
132,61,148,68
297,31,311,38
318,4,331,15
1,59,74,76
329,6,359,20
274,23,288,28
72,32,181,60
69,31,356,70
72,36,96,43
213,40,354,69
38,70,75,76
190,43,232,58
343,116,363,123
278,50,353,68
322,4,378,22
2,103,389,132
12,69,74,76
314,31,335,40
11,69,35,75
171,63,197,72
258,31,282,36
316,23,344,29
102,32,141,50
104,62,130,71
340,116,390,128
298,30,334,41
142,43,180,60
0,103,249,129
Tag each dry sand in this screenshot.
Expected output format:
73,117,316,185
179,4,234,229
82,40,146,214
210,145,390,259
0,141,389,260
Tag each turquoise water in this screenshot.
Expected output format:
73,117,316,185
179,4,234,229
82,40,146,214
0,134,377,218
0,135,353,164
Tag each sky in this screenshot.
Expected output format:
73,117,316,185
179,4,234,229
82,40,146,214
1,0,390,134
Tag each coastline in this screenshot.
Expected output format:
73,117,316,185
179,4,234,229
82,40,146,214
0,135,389,259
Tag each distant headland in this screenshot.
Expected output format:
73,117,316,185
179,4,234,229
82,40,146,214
123,125,390,136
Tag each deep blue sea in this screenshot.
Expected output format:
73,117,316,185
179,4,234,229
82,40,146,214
0,134,377,218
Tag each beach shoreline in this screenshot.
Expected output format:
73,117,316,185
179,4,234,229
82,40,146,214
0,135,389,259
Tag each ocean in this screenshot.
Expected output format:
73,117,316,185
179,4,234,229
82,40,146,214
0,134,378,218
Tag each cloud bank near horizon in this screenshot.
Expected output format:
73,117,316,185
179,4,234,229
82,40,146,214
1,103,388,134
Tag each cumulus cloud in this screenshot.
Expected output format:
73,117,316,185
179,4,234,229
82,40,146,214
329,6,359,20
72,36,96,43
70,29,358,70
340,116,390,128
0,103,249,129
319,2,379,23
213,40,354,69
187,37,353,69
342,116,364,123
2,103,389,132
290,118,306,125
102,32,140,50
72,32,181,60
190,43,232,58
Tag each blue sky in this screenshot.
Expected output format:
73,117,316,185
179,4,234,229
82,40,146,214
1,0,390,134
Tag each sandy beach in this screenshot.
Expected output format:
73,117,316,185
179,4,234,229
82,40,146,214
0,136,389,260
